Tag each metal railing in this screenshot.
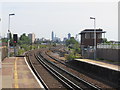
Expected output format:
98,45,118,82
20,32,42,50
97,44,120,49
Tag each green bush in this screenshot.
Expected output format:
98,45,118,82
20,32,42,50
39,45,47,48
18,49,25,55
20,44,30,51
66,53,75,60
10,52,14,57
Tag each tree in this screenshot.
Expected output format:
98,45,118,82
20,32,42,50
66,37,78,46
65,37,81,54
74,44,80,54
18,33,30,45
102,38,107,43
65,37,79,48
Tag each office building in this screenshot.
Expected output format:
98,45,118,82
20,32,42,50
52,31,54,41
28,33,35,44
68,33,71,40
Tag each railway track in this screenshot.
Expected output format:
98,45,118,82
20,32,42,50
27,52,49,90
35,54,81,89
45,50,114,89
26,51,66,89
26,49,113,89
35,51,101,90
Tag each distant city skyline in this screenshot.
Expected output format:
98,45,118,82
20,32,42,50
0,1,118,41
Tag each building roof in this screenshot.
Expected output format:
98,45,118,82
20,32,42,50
80,29,106,34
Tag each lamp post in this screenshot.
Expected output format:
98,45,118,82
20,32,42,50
90,17,96,60
7,13,15,57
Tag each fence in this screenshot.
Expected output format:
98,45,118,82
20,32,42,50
97,44,120,49
97,48,119,62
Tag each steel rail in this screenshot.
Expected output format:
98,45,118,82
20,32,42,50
35,53,83,89
45,52,66,65
27,53,49,90
40,51,101,90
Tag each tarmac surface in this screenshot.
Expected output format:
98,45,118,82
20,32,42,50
1,57,42,88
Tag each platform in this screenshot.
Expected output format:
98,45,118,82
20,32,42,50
1,57,42,88
75,59,120,71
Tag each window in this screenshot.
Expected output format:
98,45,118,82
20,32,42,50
85,33,90,39
90,33,94,39
97,33,102,39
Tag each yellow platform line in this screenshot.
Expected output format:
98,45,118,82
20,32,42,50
14,57,19,88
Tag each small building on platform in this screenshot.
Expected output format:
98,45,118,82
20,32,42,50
79,29,106,59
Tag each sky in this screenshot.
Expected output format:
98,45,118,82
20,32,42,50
0,0,119,41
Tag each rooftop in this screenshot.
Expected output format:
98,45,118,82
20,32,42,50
80,29,106,34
